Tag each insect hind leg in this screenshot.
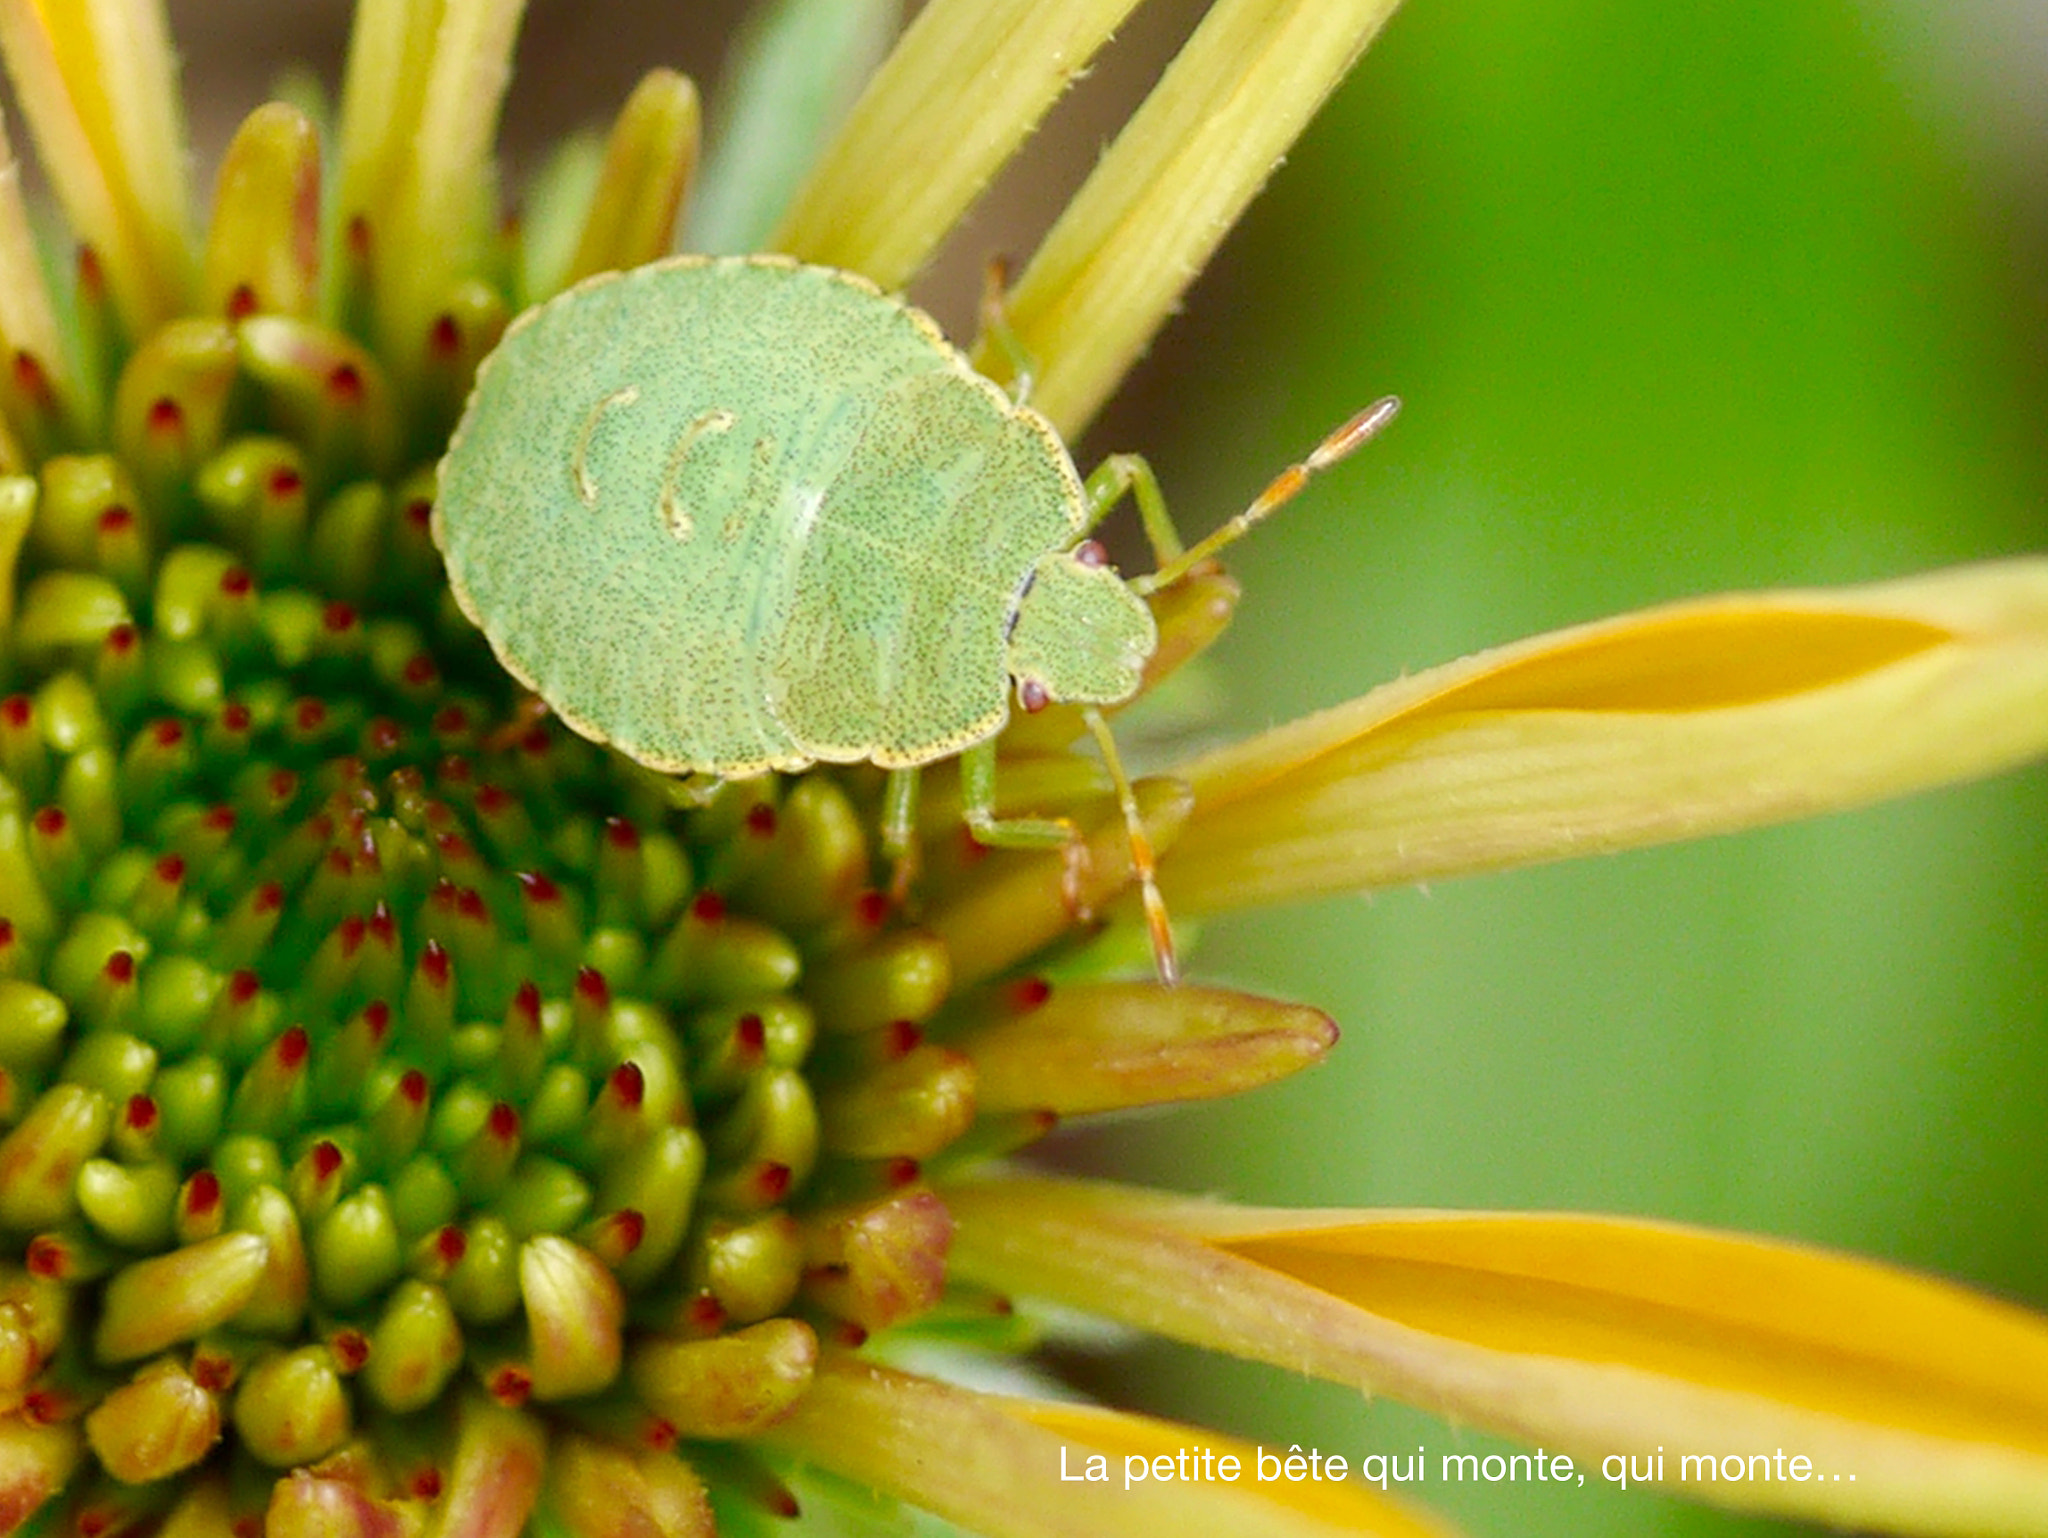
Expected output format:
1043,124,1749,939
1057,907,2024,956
1082,707,1177,985
974,255,1037,406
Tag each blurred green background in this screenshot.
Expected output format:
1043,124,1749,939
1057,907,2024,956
1074,3,2048,1536
148,3,2048,1534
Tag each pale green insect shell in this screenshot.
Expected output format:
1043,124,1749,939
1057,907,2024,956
434,254,1157,778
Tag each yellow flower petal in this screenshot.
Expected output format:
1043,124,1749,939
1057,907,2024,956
0,472,32,650
958,979,1336,1114
1164,557,2048,912
684,0,899,257
201,103,322,321
0,0,194,333
946,1173,2048,1538
0,110,77,439
761,1352,1455,1537
332,0,441,272
559,67,699,288
770,0,1143,288
1014,1400,1462,1538
337,0,525,380
981,0,1403,437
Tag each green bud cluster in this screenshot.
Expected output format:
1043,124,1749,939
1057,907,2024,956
0,252,997,1535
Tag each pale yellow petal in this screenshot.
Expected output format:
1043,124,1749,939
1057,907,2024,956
770,0,1143,289
946,1173,2048,1538
1163,557,2048,912
0,109,75,420
560,69,699,287
332,0,441,257
0,472,31,646
348,0,526,378
1015,1401,1462,1538
64,0,191,293
0,0,192,330
983,0,1404,437
201,103,323,320
760,1352,1457,1537
958,979,1335,1114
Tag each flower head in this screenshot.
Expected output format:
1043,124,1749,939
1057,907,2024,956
0,2,2044,1537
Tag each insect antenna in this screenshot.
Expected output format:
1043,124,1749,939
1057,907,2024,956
1081,706,1178,985
1132,395,1400,595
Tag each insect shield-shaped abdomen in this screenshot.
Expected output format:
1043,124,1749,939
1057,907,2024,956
436,255,1101,777
769,368,1088,766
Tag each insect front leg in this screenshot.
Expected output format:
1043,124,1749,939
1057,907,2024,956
651,772,726,811
1080,707,1178,985
958,738,1093,922
1080,452,1186,571
881,766,921,905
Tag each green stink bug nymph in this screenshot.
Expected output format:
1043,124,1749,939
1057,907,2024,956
434,254,1394,983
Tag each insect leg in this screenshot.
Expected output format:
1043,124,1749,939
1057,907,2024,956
1080,452,1184,568
1132,397,1400,595
881,766,922,904
974,255,1037,406
1081,707,1178,986
658,773,726,811
958,737,1093,923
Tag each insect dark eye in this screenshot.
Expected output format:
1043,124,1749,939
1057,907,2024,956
1074,540,1109,569
1019,679,1051,713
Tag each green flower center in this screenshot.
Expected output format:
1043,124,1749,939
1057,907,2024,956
1,342,979,1517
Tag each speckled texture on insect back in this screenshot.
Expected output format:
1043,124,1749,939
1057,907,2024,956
435,255,1090,775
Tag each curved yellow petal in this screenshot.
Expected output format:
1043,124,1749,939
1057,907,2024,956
1164,557,2048,912
560,68,699,287
957,980,1336,1115
946,1172,2048,1537
0,0,193,332
760,1352,1457,1537
1016,1400,1461,1538
344,0,526,379
985,0,1404,438
771,0,1143,289
0,110,75,434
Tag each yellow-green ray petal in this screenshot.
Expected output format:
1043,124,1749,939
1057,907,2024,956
980,0,1404,437
0,110,77,435
341,0,525,382
0,472,32,647
947,1172,2048,1538
0,0,193,333
958,979,1336,1114
332,0,441,271
770,0,1143,289
202,102,322,321
686,0,901,257
559,68,700,289
1016,1400,1463,1538
761,1352,1457,1537
1164,557,2048,912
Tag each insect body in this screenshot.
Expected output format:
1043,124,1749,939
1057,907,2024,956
435,254,1395,982
436,255,1151,777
